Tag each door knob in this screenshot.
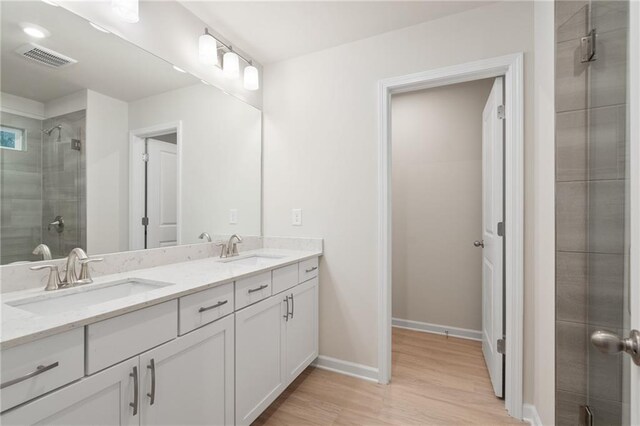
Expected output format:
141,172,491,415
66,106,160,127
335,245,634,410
473,240,484,248
591,329,640,366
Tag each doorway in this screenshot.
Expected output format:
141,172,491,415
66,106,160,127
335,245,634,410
377,53,524,418
129,122,183,251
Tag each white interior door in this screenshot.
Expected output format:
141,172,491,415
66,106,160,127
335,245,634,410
146,138,177,248
481,77,505,398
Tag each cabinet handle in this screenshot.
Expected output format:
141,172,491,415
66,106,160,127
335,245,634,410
289,294,294,319
198,300,228,313
305,266,318,273
130,366,139,416
283,297,289,321
147,358,156,405
0,361,59,389
248,284,268,294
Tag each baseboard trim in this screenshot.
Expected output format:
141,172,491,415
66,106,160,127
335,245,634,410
312,355,379,383
392,318,482,341
522,404,543,426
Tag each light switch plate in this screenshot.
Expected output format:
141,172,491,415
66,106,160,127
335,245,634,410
229,209,238,224
292,209,302,226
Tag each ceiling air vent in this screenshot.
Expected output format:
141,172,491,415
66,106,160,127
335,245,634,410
15,43,77,68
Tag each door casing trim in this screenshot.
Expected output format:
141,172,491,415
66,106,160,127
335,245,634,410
377,53,524,419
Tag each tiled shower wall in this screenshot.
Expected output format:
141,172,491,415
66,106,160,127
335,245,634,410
41,110,86,259
555,1,628,424
0,112,43,264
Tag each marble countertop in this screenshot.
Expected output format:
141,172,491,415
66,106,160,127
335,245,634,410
0,248,321,350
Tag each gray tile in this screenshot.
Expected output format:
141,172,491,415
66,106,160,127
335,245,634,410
556,181,588,252
556,109,588,181
589,180,625,254
588,253,624,328
557,320,588,394
591,29,628,109
556,0,589,43
590,395,623,425
556,390,587,426
556,38,589,113
588,325,623,403
557,252,588,323
589,105,626,180
592,0,629,34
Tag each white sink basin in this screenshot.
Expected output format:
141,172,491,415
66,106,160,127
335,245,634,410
221,254,285,267
7,279,172,316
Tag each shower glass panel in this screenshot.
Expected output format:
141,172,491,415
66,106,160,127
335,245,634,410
555,0,630,424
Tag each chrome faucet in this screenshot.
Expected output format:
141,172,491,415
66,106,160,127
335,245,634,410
30,247,103,291
32,244,52,260
198,232,212,242
227,234,243,257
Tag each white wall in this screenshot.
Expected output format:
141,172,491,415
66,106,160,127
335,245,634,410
391,79,493,332
0,92,45,119
263,0,536,407
532,0,556,424
57,1,262,109
85,90,129,255
44,90,87,119
128,84,262,244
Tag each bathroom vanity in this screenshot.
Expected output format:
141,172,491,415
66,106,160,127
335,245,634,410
0,248,321,426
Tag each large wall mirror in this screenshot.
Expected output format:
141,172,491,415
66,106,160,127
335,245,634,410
0,1,262,265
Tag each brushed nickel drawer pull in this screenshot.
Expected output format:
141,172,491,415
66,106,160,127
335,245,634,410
130,366,139,415
0,362,59,389
146,359,156,405
198,300,228,313
283,297,289,322
289,294,294,319
305,266,318,273
248,284,268,294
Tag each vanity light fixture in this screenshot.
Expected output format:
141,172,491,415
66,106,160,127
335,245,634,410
172,65,186,73
243,64,259,91
112,0,139,24
89,22,110,34
223,51,240,79
199,28,218,66
22,25,49,39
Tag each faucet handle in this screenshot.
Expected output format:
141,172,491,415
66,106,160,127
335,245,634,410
78,258,103,284
230,241,241,256
215,242,228,258
30,264,62,291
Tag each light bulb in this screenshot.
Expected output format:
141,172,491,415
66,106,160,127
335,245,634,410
199,30,218,66
243,65,259,91
23,26,48,38
223,51,239,79
112,0,139,23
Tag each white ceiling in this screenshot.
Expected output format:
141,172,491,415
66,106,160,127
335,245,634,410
1,1,198,104
180,1,495,64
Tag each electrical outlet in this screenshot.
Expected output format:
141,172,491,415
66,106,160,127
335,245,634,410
292,209,302,226
229,209,238,224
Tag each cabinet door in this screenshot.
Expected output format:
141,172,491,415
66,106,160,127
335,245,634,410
1,358,138,426
283,277,319,385
235,294,287,426
139,315,234,426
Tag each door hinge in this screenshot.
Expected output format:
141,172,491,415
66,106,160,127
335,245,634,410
142,153,149,162
141,217,149,226
497,221,505,237
580,29,597,63
497,105,505,120
497,338,506,354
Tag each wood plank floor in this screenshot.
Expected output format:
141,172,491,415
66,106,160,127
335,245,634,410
254,327,522,425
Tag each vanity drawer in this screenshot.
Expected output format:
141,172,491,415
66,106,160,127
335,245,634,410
86,300,177,374
272,264,299,295
1,328,84,412
298,257,319,283
179,283,234,335
235,271,272,310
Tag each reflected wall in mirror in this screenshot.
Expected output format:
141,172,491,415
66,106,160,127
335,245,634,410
0,1,262,265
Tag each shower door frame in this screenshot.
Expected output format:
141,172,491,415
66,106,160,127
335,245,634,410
377,53,524,419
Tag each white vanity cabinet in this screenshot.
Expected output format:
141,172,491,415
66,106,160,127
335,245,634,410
139,314,235,425
1,357,138,426
235,274,319,425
